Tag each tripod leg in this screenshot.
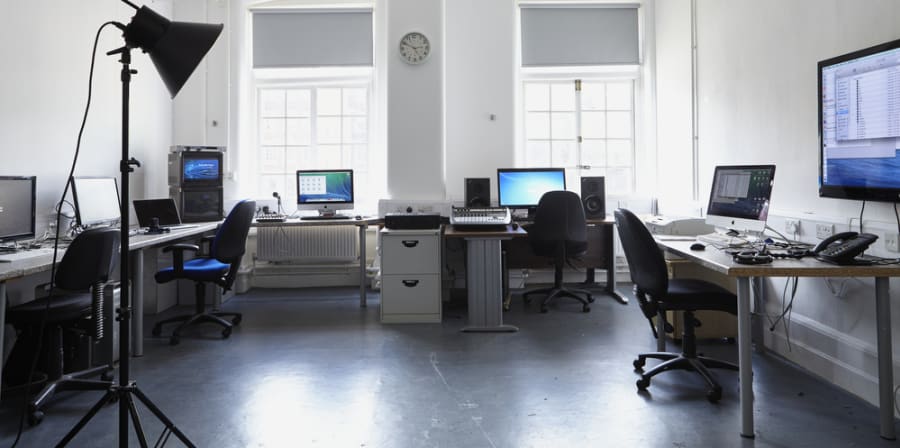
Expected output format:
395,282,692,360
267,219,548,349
131,386,196,448
124,392,150,448
56,390,114,447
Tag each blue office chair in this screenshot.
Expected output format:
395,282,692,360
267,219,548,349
6,227,119,425
152,200,255,345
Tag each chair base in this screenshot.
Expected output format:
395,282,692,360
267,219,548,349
633,351,738,403
28,364,114,426
523,285,594,313
152,311,242,345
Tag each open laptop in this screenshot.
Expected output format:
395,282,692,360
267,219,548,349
133,198,196,230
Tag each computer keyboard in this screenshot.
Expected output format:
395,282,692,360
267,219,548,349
450,207,512,226
256,214,287,223
696,233,744,246
300,215,350,220
0,247,58,263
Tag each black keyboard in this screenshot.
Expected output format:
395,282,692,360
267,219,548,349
300,215,351,221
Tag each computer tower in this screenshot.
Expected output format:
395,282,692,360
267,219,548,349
465,178,490,207
93,282,121,366
580,176,606,219
168,146,225,222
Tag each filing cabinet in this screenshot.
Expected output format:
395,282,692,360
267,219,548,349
380,228,441,323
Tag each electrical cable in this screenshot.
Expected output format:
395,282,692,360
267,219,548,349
859,200,866,233
8,21,116,448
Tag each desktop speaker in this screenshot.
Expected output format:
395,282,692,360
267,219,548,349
580,176,606,219
465,178,490,207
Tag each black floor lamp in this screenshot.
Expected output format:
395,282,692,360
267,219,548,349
59,1,222,446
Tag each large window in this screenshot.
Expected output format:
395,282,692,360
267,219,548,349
256,82,374,211
522,79,635,194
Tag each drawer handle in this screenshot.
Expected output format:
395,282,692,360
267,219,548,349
402,280,419,287
401,240,419,248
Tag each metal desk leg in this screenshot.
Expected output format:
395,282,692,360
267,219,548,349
751,277,766,354
131,250,143,357
737,276,754,438
875,277,896,440
0,281,6,401
359,224,367,308
461,238,517,333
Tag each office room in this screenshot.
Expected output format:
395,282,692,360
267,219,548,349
2,0,900,446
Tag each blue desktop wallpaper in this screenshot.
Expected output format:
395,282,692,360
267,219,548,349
824,150,900,189
297,172,353,203
183,158,220,181
498,170,566,207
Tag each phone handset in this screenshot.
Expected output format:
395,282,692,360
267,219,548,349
812,231,859,254
812,231,878,264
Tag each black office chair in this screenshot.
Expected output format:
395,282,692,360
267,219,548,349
521,190,594,313
614,208,738,402
152,200,255,345
6,227,119,425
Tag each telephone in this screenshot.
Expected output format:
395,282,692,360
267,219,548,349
812,231,878,265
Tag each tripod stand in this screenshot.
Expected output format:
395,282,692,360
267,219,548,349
56,46,194,448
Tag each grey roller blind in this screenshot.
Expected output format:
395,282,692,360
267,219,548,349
521,4,639,66
252,9,373,68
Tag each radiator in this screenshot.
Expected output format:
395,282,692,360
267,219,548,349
256,226,359,263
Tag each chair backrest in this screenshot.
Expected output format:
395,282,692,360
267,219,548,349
211,200,256,265
613,208,668,297
529,190,588,258
56,227,120,291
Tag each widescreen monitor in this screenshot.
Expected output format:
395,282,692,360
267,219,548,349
296,169,354,215
819,38,900,202
497,168,566,209
0,176,36,244
705,165,776,234
72,177,121,227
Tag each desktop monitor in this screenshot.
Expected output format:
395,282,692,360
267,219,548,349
497,168,566,210
0,176,36,244
296,169,354,215
181,151,223,186
705,165,776,234
72,177,121,227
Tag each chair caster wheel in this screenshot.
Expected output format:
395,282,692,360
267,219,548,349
28,410,44,427
587,296,595,303
636,377,650,390
169,335,180,346
707,387,722,403
222,326,232,339
151,326,162,337
540,305,549,313
101,371,114,382
582,304,591,313
633,358,645,370
231,316,242,326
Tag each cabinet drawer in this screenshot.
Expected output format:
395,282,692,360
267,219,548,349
381,274,441,315
382,235,440,274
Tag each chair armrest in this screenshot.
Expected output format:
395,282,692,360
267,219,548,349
162,244,200,276
199,235,215,255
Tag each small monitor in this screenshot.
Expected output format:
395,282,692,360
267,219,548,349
705,165,776,234
0,176,36,244
497,168,566,210
133,198,182,228
296,169,354,216
72,177,121,227
182,152,223,185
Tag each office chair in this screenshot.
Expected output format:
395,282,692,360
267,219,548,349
152,200,255,345
521,190,594,313
6,227,119,425
614,208,738,402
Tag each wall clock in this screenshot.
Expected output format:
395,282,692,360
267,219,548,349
399,31,430,65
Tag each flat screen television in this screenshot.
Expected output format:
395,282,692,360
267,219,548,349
0,176,36,244
497,168,566,211
181,151,223,186
705,165,776,234
819,38,900,202
296,169,354,216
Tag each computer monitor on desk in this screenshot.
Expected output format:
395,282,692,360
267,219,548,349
497,167,566,217
700,165,776,243
0,176,36,247
296,169,354,217
72,177,121,228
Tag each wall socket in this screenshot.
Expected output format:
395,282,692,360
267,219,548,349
785,218,800,235
885,232,900,252
815,223,834,239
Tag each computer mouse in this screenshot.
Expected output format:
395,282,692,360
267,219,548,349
511,222,519,230
355,215,362,220
690,242,706,251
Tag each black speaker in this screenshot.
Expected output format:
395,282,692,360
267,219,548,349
580,176,606,219
465,178,490,207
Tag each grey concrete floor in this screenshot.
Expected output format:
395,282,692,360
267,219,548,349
0,285,897,447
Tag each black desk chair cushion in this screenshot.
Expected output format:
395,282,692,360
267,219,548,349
614,208,738,402
521,190,593,313
153,200,255,345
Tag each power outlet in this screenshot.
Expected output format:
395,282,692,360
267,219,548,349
885,232,900,253
785,219,800,235
816,223,834,239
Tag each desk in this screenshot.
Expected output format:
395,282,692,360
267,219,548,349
445,225,526,332
253,217,379,307
657,239,900,440
0,223,218,399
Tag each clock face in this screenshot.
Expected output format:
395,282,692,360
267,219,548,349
399,32,430,65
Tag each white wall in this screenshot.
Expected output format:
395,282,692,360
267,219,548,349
656,0,900,407
0,0,173,232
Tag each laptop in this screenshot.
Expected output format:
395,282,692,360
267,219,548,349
133,198,196,230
